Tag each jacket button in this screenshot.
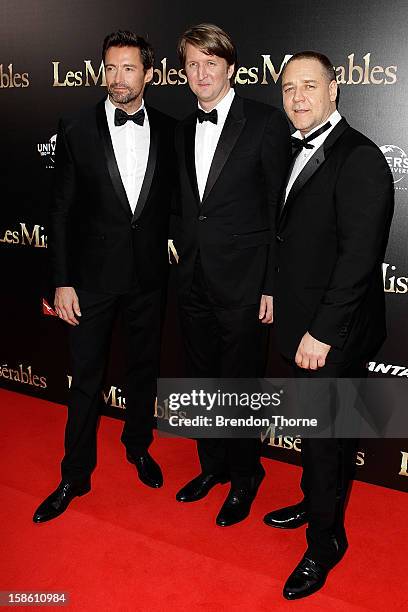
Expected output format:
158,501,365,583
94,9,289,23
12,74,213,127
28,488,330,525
198,215,207,221
131,222,139,230
276,235,283,242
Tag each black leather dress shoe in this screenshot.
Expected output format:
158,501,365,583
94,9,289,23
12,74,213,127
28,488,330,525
33,479,91,523
126,451,163,488
263,501,307,529
176,473,229,502
283,542,346,600
216,468,265,527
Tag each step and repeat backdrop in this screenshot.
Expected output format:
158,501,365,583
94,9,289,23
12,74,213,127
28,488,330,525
1,0,408,491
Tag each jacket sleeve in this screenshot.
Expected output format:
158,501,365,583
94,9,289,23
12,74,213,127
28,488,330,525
48,119,77,288
309,144,394,348
260,108,292,295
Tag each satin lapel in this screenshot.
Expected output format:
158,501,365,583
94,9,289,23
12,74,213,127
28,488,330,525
202,96,246,204
132,107,158,221
279,118,349,228
96,100,132,219
184,116,200,206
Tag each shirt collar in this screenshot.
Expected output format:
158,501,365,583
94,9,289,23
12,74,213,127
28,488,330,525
105,96,146,123
197,88,235,124
292,109,342,142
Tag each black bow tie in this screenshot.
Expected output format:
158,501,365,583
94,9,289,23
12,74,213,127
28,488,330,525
291,121,332,152
114,107,145,127
197,108,218,124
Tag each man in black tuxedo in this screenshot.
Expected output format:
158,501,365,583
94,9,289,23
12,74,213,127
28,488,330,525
33,31,175,523
174,24,291,526
263,51,393,599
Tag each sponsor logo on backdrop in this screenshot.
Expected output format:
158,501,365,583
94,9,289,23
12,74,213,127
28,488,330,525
380,145,408,191
42,298,57,317
0,223,47,248
67,375,126,409
51,53,397,87
383,262,408,294
400,451,408,476
367,362,408,376
0,362,47,388
0,63,29,88
262,430,365,465
37,134,57,169
52,60,106,87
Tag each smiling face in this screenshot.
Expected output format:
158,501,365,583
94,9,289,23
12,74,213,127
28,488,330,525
104,45,153,111
282,58,337,135
184,42,234,111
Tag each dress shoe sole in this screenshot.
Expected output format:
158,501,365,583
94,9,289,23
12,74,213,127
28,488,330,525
283,578,327,600
176,477,229,503
33,484,91,524
263,516,307,529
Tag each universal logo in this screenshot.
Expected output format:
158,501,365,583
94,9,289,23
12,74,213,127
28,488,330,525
0,63,29,88
51,53,397,87
368,362,408,377
37,134,57,169
67,375,126,409
0,363,47,388
383,262,408,294
0,223,47,248
380,145,408,191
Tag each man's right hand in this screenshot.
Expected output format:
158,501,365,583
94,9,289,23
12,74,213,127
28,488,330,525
54,287,81,326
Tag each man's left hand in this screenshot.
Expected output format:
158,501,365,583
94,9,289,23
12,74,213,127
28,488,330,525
259,294,273,324
295,332,331,370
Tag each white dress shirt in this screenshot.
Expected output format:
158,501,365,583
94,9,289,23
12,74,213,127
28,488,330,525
105,97,150,213
285,109,342,202
195,88,235,201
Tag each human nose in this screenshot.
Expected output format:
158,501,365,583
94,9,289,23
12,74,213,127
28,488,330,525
293,86,305,103
197,64,207,81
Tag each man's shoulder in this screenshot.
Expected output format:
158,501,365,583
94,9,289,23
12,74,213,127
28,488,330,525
58,101,101,134
146,104,177,128
334,122,390,175
239,95,285,120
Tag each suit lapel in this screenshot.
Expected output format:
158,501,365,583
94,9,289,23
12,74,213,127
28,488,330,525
132,105,158,221
279,118,349,227
183,115,200,206
202,95,246,204
96,100,132,219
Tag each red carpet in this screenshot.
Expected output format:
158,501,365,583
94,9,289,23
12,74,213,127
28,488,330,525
1,388,407,611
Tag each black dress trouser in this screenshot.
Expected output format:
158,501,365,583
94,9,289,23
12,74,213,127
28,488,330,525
293,359,368,565
179,257,269,488
61,284,163,481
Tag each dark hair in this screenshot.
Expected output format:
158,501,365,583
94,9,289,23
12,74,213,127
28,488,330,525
284,51,336,82
102,30,154,71
177,23,237,73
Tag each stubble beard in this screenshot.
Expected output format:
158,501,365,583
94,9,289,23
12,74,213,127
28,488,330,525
108,85,138,106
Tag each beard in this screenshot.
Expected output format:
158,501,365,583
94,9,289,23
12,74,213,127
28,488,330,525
107,83,138,106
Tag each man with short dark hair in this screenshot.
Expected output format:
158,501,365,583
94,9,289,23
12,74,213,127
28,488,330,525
33,31,175,523
174,23,291,526
263,51,393,599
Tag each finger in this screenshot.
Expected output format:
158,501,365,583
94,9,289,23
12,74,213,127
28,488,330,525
258,297,266,320
317,356,326,369
309,357,318,370
73,296,81,317
60,306,78,326
295,350,303,367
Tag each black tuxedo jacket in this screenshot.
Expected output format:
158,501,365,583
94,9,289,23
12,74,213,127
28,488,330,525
49,99,175,294
274,118,394,363
174,94,291,307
